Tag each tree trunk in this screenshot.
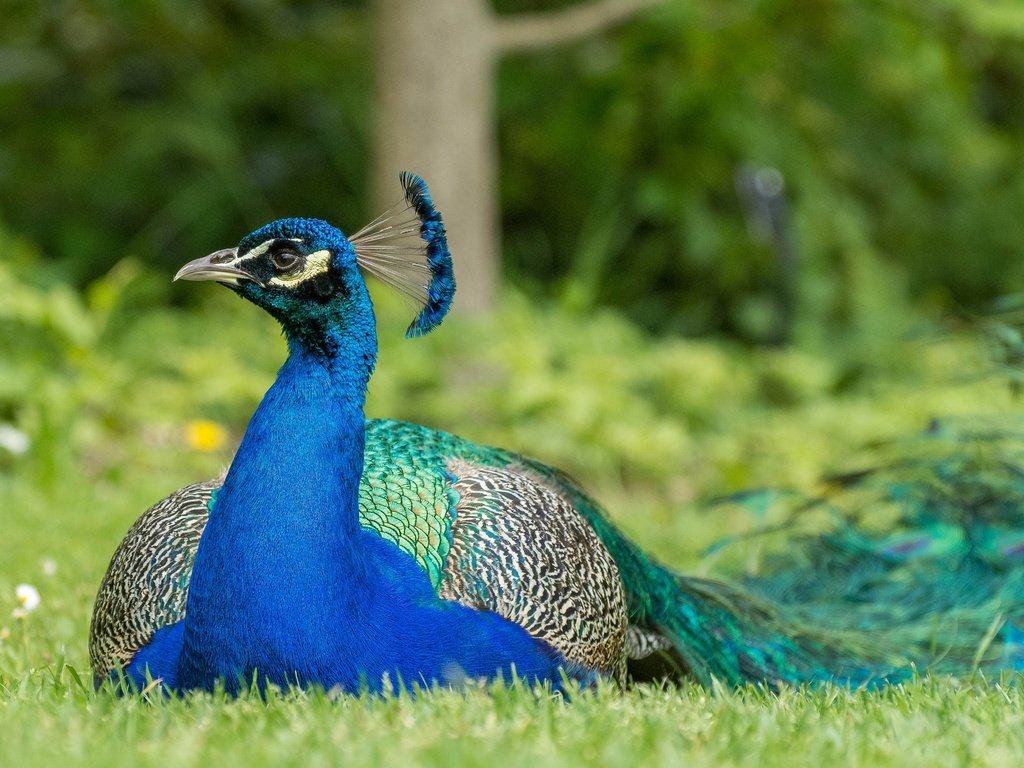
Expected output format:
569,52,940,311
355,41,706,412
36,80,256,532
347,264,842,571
370,0,664,314
371,0,498,314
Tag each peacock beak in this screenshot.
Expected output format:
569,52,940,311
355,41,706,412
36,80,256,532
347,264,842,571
174,248,265,286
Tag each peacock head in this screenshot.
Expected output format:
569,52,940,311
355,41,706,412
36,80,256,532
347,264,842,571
174,173,456,354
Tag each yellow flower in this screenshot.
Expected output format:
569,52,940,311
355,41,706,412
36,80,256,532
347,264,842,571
184,420,228,452
0,626,9,641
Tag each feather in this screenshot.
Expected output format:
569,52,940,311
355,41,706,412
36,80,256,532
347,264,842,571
350,173,456,338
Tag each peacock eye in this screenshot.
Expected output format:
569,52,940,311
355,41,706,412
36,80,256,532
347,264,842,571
270,249,302,273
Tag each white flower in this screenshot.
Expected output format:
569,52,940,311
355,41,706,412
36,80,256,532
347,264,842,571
41,558,57,577
15,584,40,612
0,425,30,456
11,608,27,621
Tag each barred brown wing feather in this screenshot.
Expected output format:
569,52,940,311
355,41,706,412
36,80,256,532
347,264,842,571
437,460,629,679
88,479,219,680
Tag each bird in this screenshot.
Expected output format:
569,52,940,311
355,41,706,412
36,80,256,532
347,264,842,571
89,173,1024,695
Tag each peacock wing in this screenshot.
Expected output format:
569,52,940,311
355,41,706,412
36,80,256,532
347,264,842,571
437,459,628,678
360,419,630,678
92,420,638,684
88,479,218,683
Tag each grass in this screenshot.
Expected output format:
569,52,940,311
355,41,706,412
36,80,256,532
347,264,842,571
3,281,1024,766
2,668,1024,767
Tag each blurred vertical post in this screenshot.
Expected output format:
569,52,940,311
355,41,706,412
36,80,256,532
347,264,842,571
735,164,798,346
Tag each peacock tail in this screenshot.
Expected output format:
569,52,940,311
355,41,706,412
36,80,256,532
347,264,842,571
88,173,1024,694
711,419,1024,682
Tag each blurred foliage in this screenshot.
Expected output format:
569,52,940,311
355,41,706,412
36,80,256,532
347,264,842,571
1,1,1023,558
499,0,1024,340
0,0,369,285
0,239,1014,516
1,0,1023,343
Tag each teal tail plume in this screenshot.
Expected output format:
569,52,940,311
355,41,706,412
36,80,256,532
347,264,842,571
574,498,837,686
558,418,1024,687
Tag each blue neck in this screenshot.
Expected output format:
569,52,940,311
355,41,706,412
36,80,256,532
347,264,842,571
217,340,369,549
174,295,572,692
178,310,379,689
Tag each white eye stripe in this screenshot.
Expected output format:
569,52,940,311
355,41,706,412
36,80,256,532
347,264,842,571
240,237,303,261
267,249,332,287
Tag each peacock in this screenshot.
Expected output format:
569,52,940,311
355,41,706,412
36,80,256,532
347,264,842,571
89,173,1024,695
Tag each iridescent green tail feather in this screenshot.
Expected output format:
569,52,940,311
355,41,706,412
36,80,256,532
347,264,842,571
547,419,1024,687
726,418,1024,681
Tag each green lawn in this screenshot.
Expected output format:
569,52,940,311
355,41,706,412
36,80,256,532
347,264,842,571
3,666,1024,767
3,285,1024,767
